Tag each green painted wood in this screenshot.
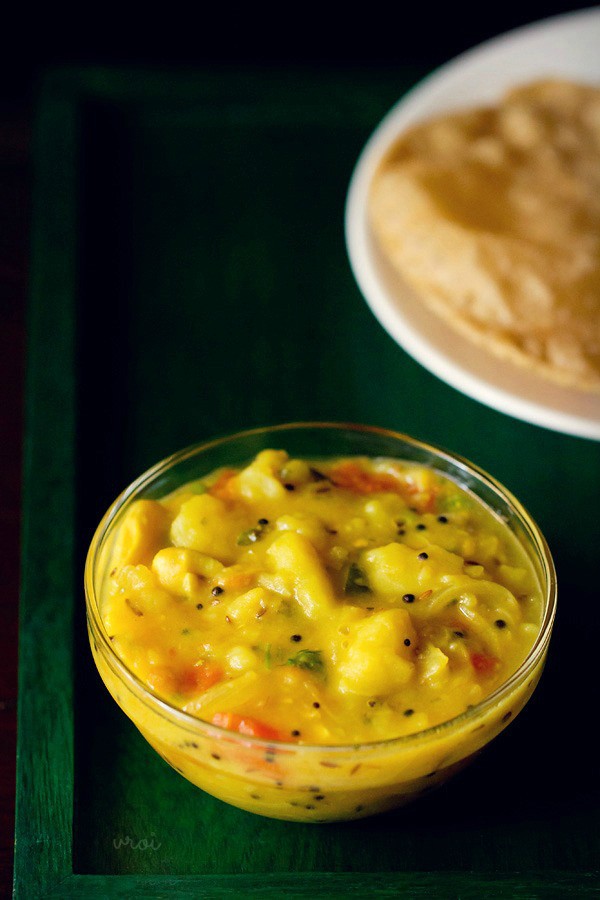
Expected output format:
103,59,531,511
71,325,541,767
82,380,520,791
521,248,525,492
43,870,600,898
15,65,600,897
14,88,78,898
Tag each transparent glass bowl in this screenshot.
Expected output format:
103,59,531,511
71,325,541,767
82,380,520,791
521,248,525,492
85,422,557,822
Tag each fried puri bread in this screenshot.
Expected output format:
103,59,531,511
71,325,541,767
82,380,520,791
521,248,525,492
368,79,600,392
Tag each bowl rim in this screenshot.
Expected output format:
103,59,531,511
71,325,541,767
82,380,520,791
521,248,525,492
85,420,557,754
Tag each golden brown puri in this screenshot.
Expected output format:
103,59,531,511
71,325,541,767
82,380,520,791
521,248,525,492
369,80,600,391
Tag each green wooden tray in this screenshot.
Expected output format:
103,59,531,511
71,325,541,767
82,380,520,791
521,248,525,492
15,66,600,898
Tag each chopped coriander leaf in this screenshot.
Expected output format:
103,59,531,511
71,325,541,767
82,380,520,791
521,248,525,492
287,649,325,675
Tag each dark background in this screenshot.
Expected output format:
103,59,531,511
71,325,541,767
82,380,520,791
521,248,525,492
0,2,594,109
1,3,595,894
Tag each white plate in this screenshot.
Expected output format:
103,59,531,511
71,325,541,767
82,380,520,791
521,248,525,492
345,7,600,440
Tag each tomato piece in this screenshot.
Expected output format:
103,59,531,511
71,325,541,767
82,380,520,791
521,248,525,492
148,661,223,696
470,652,498,675
329,461,403,495
183,661,223,694
419,489,438,513
208,469,238,501
211,711,284,741
328,461,437,512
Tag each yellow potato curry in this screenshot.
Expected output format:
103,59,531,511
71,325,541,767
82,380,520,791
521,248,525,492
101,450,542,745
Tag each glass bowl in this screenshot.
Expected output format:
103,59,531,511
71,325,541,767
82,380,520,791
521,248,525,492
84,422,557,823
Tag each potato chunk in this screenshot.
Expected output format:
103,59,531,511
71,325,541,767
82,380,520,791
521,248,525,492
275,512,329,551
226,587,272,626
151,547,224,595
235,449,288,501
170,494,237,562
337,609,416,696
109,499,170,568
362,542,465,597
418,643,450,685
267,531,335,618
104,564,174,634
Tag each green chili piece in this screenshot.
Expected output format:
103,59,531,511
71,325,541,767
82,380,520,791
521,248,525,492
237,527,262,546
345,562,371,595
